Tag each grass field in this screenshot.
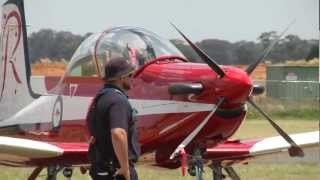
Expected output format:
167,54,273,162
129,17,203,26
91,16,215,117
1,163,318,180
0,119,318,180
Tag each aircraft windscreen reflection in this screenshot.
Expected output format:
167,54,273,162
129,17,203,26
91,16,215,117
65,27,185,78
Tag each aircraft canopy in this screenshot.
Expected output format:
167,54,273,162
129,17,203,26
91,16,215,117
66,27,184,77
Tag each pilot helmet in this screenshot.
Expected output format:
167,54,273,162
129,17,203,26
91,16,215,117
103,57,136,81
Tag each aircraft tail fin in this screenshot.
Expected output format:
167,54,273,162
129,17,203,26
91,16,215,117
0,0,39,120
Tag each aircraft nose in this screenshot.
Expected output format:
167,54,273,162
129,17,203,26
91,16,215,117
222,67,253,103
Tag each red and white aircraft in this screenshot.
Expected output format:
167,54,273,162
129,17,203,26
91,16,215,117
0,0,318,179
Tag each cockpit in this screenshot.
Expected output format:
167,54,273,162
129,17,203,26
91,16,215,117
65,26,185,79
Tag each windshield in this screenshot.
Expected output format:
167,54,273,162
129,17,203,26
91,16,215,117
65,26,184,78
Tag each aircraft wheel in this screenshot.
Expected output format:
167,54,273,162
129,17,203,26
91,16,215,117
188,164,196,176
47,165,62,180
47,174,56,180
63,167,73,180
51,95,63,132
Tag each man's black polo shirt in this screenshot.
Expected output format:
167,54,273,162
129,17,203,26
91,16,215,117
93,84,140,163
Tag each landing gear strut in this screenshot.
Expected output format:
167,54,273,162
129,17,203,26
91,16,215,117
210,163,224,180
185,149,241,180
47,166,74,180
187,148,204,180
210,162,241,180
28,167,44,180
224,166,240,180
47,165,63,180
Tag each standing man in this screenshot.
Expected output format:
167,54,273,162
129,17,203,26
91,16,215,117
87,57,140,180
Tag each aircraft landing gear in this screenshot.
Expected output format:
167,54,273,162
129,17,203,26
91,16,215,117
47,165,73,180
28,167,44,180
187,148,204,180
28,165,74,180
210,163,224,180
63,167,73,180
47,165,63,180
224,166,240,180
185,149,241,180
210,162,240,180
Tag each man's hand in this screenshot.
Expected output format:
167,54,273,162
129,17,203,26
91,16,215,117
115,167,130,180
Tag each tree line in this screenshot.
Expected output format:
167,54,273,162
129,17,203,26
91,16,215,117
28,29,318,65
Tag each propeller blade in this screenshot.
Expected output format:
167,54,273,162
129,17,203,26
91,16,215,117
247,98,304,157
245,20,295,75
170,23,225,78
170,97,225,160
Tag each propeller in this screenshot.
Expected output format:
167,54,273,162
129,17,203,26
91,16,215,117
247,98,304,157
169,21,303,160
246,20,295,75
170,97,225,160
170,23,225,78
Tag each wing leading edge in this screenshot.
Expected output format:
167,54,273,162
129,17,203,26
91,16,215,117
205,131,319,165
0,131,318,167
0,136,89,167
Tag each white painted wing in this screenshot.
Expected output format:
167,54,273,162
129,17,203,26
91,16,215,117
206,131,319,165
249,131,319,156
0,136,63,159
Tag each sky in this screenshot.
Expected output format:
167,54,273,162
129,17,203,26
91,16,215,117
0,0,318,42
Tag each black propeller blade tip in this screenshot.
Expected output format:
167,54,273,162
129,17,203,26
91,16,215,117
288,146,305,157
247,98,305,158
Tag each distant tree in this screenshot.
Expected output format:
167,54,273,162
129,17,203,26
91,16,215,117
306,44,319,60
234,41,261,64
281,34,311,60
28,29,55,62
53,31,83,59
257,31,278,49
256,32,313,63
83,32,93,39
28,28,316,65
170,39,201,62
28,29,83,62
197,39,238,65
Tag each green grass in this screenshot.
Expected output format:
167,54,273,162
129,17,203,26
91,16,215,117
0,119,319,180
247,107,320,120
1,161,319,180
246,98,319,120
137,163,320,180
233,119,318,139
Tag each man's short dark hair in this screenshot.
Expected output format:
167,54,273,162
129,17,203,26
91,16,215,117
104,57,136,81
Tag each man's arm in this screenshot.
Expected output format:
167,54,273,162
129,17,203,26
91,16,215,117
111,128,130,179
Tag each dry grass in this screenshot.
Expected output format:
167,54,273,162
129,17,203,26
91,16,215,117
31,59,67,76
